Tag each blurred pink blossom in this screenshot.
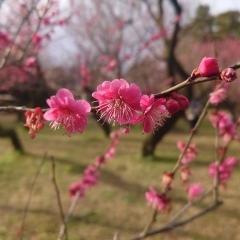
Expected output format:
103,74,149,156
188,183,204,200
209,157,238,184
0,32,11,48
209,88,226,105
69,183,85,198
145,186,171,212
177,141,198,164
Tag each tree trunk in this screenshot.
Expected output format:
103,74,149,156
142,111,183,156
0,124,24,152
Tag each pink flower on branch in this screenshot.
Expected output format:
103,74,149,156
44,88,91,135
188,183,204,200
69,183,85,198
209,111,232,129
220,68,237,82
191,57,220,78
209,88,226,105
209,157,238,185
92,79,142,125
132,94,170,133
177,141,198,164
145,186,171,212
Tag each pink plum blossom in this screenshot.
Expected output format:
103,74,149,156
44,88,91,134
132,94,170,133
81,165,100,189
177,141,198,164
209,157,238,184
69,183,85,198
209,111,238,142
209,111,232,129
198,57,220,76
23,57,36,71
95,155,106,167
188,183,204,200
209,88,226,105
105,147,115,159
92,79,142,125
145,186,171,212
0,32,11,48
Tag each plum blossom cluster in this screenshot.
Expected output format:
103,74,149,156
69,165,100,199
145,186,171,212
92,79,189,134
209,84,228,105
177,141,198,165
176,141,204,200
69,129,125,199
209,111,239,143
209,156,238,187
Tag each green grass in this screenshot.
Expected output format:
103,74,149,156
0,113,239,240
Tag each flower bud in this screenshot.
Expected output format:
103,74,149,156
172,93,189,110
220,68,237,82
165,99,180,114
198,57,220,77
161,171,174,190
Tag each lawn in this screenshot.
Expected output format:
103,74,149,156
0,113,239,240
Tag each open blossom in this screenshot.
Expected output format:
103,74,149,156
145,186,171,212
132,94,170,133
209,88,226,105
188,183,204,200
44,88,91,134
92,79,142,125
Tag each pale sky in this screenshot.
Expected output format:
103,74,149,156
197,0,240,15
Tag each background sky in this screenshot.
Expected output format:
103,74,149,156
193,0,240,15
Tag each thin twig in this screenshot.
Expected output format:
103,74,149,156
19,152,47,240
58,191,81,240
169,188,213,224
51,157,68,240
130,201,222,240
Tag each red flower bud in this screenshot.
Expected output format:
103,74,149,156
198,57,220,77
165,99,180,114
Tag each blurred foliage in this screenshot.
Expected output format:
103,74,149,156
185,5,240,41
